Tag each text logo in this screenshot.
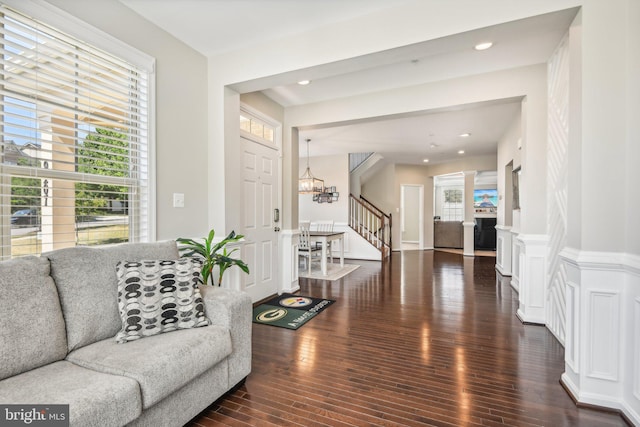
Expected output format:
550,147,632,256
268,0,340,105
2,405,69,426
256,308,287,322
279,297,312,307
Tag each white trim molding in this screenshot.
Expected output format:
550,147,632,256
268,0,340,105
559,248,640,425
280,229,300,295
510,230,522,292
495,225,512,276
462,221,476,257
515,234,549,325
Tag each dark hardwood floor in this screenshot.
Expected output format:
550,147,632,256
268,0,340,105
188,250,628,426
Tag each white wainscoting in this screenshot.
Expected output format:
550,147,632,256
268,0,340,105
495,225,512,276
560,248,640,425
515,234,548,325
511,231,522,292
279,229,300,294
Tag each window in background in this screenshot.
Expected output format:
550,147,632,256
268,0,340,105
240,113,275,144
442,188,463,221
0,5,151,258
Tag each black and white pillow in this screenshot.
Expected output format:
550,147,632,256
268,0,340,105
115,258,210,343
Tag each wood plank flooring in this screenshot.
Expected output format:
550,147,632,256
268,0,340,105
188,250,628,426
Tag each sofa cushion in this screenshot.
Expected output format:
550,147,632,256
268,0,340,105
45,241,179,351
0,360,141,427
66,325,232,409
0,256,68,380
115,258,210,343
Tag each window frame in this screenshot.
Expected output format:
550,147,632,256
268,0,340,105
441,187,464,221
0,0,156,257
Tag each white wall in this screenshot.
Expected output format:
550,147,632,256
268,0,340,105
559,2,640,423
298,154,349,223
627,0,640,256
206,0,582,236
298,153,380,260
394,165,432,249
497,113,522,227
402,185,420,242
361,163,395,215
241,92,285,124
46,0,210,241
578,0,628,253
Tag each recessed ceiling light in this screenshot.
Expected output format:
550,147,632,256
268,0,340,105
459,133,471,137
297,80,311,85
430,143,438,148
458,150,465,154
474,42,493,51
423,159,429,163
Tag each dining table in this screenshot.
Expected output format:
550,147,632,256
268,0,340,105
308,230,345,276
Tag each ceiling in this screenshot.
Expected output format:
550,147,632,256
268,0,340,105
120,1,578,167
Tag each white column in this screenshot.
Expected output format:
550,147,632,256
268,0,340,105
462,171,475,257
515,234,548,324
510,230,521,292
560,249,640,425
495,225,512,276
280,229,300,294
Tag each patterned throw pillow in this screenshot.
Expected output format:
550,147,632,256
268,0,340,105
115,258,210,343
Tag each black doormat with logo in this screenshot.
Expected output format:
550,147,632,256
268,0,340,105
252,294,335,330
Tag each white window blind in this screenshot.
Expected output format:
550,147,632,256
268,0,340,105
0,5,150,259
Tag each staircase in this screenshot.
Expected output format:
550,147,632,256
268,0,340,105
349,194,392,259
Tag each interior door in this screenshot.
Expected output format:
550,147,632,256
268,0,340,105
242,137,279,302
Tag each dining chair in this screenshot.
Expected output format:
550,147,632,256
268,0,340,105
298,227,322,275
313,220,335,263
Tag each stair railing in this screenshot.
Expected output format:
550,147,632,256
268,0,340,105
349,194,392,257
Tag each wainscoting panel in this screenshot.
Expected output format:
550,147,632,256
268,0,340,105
559,249,640,425
495,225,512,276
565,280,578,372
516,234,548,325
587,290,620,381
511,234,521,292
634,297,640,400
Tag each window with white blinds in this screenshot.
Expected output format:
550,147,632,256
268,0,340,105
0,5,150,259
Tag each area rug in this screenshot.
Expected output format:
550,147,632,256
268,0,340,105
298,263,360,281
252,294,335,330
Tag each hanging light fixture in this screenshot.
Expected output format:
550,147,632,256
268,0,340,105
298,138,324,194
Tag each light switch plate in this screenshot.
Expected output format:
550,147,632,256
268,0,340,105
173,193,184,208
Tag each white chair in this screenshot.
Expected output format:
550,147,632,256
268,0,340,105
313,220,334,263
298,227,322,275
299,220,311,231
314,220,334,232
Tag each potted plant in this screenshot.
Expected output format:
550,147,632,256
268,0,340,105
177,229,250,286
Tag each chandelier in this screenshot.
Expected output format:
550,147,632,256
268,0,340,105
298,139,324,194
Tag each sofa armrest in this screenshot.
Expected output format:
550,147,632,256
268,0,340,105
199,286,252,387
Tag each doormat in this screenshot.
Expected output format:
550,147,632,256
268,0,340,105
252,294,335,330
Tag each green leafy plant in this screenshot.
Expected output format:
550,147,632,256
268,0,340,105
177,229,249,286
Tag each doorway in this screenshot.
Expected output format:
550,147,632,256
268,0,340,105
400,184,423,250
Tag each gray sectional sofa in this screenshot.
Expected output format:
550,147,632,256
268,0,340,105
0,241,252,427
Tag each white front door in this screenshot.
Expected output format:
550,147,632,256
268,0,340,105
241,137,279,302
